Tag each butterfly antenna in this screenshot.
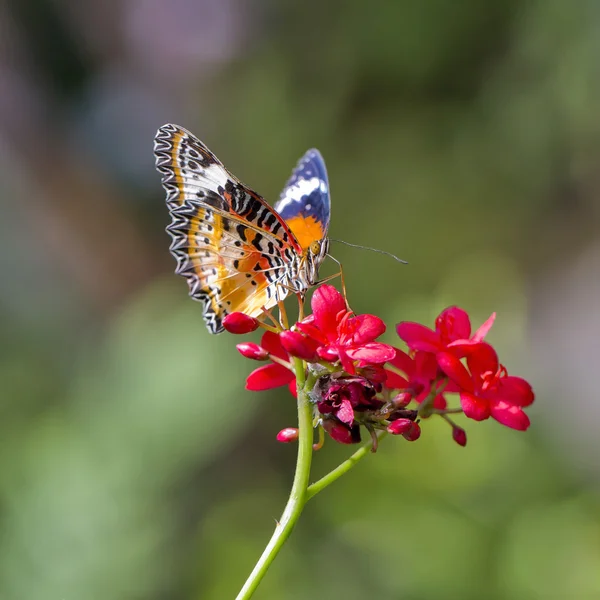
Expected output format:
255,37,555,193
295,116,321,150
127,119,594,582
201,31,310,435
329,239,408,264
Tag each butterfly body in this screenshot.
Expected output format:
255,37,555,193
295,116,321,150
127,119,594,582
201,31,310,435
154,124,331,333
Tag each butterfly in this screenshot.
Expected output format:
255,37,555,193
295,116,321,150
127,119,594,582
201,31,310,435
154,124,332,333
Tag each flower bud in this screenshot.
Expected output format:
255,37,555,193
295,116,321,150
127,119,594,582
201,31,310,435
276,428,299,443
452,426,467,447
236,342,268,361
322,419,361,444
387,418,413,435
392,392,412,408
387,418,421,441
388,409,418,422
402,422,422,442
223,312,260,334
279,330,319,362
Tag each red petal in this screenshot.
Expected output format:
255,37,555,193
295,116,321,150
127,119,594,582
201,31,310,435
490,400,530,430
385,369,409,390
338,349,356,374
436,307,471,341
396,322,443,353
260,331,289,360
337,399,355,425
296,315,329,344
311,285,347,338
498,376,535,407
414,351,438,380
388,348,415,375
437,352,474,393
460,392,490,421
346,342,396,364
288,379,297,397
466,342,499,380
346,314,386,345
473,312,496,342
317,345,339,362
245,363,295,391
446,340,487,357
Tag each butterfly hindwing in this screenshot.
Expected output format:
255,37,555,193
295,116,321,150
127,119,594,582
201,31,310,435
274,149,331,250
169,208,291,333
154,124,302,332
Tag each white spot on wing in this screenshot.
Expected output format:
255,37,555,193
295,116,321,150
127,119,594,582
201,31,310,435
179,152,229,198
277,177,328,211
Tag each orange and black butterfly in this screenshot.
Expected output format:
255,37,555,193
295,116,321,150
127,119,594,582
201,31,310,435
154,124,331,333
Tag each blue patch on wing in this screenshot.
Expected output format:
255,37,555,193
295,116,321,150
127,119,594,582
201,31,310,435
274,149,331,236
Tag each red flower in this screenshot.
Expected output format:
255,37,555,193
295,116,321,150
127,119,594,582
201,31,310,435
397,307,495,356
230,286,535,445
298,285,396,374
316,377,381,426
245,332,296,392
385,349,450,409
437,343,534,430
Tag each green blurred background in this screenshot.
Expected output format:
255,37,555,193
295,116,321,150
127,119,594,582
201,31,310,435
1,1,599,598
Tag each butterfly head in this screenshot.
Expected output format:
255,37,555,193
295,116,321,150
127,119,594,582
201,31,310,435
303,237,330,286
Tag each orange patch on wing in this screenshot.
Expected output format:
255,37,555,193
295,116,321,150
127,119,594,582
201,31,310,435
284,216,325,250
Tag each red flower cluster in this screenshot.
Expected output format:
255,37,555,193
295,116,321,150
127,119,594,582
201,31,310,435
227,286,535,448
294,285,396,372
394,306,534,431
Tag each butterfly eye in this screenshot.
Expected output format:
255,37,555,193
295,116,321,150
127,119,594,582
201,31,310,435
310,241,321,255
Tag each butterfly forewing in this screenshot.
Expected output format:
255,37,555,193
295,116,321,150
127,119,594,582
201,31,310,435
154,124,303,333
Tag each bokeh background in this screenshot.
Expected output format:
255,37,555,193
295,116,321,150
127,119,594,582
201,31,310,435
1,1,600,598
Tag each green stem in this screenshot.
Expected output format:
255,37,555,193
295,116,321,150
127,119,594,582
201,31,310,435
235,358,313,600
306,431,387,501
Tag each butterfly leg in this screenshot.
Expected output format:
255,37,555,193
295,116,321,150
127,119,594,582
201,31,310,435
270,282,308,325
260,305,285,331
295,292,306,321
277,299,290,330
